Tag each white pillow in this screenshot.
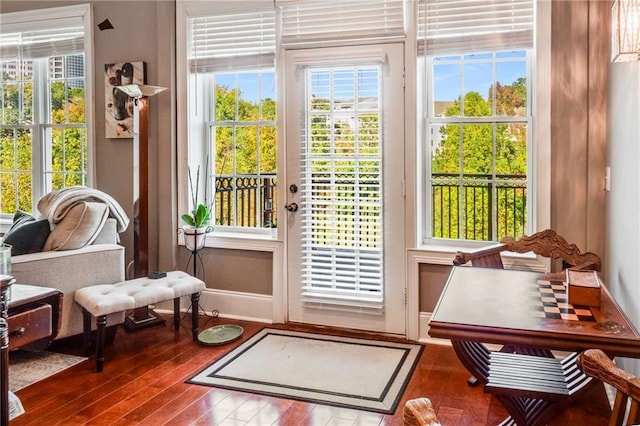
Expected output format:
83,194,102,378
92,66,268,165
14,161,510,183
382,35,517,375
43,201,109,251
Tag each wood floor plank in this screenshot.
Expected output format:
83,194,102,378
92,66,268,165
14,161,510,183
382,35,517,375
10,316,611,425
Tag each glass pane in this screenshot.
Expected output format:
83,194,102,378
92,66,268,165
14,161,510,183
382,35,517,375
50,81,66,124
333,69,355,111
496,123,527,175
214,126,233,175
16,172,32,212
262,71,276,120
433,63,461,116
259,126,276,174
214,73,236,121
334,113,355,157
238,73,259,121
431,123,460,174
235,125,257,174
0,129,16,171
496,60,527,117
462,124,493,175
463,61,492,117
2,83,20,125
358,112,379,156
358,68,378,109
310,71,330,111
310,113,331,156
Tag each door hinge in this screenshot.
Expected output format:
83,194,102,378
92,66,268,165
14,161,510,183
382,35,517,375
403,287,407,305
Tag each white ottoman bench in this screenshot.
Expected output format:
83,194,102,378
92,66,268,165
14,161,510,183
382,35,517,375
74,270,205,372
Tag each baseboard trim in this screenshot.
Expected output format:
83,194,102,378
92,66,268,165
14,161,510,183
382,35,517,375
155,288,274,324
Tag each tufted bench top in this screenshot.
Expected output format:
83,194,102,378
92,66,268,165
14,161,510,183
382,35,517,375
74,270,205,317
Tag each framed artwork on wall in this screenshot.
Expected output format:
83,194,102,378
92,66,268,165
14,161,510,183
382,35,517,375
104,61,146,138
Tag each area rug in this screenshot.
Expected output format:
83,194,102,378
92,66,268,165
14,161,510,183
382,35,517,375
9,350,87,392
187,328,424,414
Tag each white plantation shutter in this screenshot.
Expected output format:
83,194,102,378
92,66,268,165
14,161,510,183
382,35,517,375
0,16,84,60
190,10,276,72
278,0,406,48
300,65,384,311
417,0,534,54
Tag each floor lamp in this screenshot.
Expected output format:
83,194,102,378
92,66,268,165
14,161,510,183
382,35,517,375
115,83,167,331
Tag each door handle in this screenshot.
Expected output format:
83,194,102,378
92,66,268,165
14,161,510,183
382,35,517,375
284,203,298,212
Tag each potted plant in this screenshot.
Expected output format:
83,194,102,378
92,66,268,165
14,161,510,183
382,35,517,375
182,160,213,252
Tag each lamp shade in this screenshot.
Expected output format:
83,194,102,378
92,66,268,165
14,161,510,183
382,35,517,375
116,84,167,98
612,0,640,62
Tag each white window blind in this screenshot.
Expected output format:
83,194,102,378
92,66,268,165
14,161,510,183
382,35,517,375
190,10,276,73
300,66,384,311
417,0,534,54
0,16,84,60
278,0,406,48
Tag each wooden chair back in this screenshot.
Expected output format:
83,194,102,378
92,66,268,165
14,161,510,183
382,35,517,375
452,243,506,269
403,398,441,426
577,349,640,426
501,229,602,272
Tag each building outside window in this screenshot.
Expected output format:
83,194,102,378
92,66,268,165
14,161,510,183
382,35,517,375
0,5,92,217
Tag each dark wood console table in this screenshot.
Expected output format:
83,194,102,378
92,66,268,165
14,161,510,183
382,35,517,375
429,266,640,425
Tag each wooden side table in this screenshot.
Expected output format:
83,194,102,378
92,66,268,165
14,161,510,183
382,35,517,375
8,285,63,351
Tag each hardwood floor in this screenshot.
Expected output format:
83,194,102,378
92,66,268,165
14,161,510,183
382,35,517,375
12,315,611,425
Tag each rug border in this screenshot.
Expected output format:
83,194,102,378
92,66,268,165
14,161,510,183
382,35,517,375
187,327,424,415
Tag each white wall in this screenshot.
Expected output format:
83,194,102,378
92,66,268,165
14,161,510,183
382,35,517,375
606,60,640,374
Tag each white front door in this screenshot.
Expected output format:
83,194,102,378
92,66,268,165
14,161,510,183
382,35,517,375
285,44,405,334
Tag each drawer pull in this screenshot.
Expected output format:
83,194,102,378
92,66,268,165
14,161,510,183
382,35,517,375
11,327,26,337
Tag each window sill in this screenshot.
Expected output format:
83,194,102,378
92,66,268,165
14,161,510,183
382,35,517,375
178,229,281,252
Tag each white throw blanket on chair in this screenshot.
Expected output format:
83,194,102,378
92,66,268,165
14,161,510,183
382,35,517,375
37,186,130,233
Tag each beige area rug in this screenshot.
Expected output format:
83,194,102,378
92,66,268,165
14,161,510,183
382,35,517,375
188,328,424,414
9,350,87,392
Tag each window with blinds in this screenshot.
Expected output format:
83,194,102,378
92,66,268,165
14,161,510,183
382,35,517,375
187,4,277,231
278,0,406,47
0,5,90,215
300,66,384,310
418,0,534,243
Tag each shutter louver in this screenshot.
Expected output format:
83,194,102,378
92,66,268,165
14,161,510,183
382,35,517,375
190,11,276,72
418,0,534,55
279,0,406,48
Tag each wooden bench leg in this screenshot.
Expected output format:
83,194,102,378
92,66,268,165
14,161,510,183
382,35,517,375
191,292,200,341
95,315,107,373
82,308,92,357
173,298,180,331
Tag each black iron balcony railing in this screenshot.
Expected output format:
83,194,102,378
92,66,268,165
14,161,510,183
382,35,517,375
213,172,527,241
215,174,277,228
431,173,527,241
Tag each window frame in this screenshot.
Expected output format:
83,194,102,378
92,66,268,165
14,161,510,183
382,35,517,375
0,4,94,226
421,50,533,243
413,0,551,270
